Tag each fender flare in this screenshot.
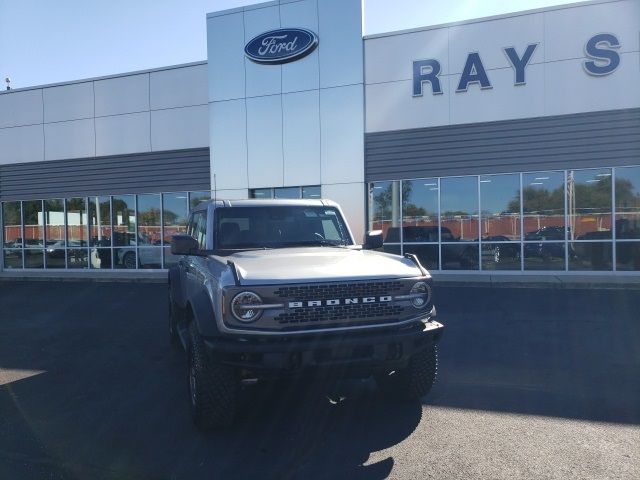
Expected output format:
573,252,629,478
168,266,184,308
187,288,220,338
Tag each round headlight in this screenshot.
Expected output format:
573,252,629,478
231,291,263,323
410,282,431,309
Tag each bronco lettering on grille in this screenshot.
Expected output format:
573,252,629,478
288,296,392,309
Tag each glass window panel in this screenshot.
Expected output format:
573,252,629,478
382,244,401,255
251,188,272,199
302,186,321,199
404,244,439,271
189,191,211,210
24,249,44,268
481,242,521,271
615,166,640,240
112,195,135,247
3,249,23,268
163,193,189,245
442,243,479,270
23,200,44,248
66,198,88,247
402,179,439,243
440,177,479,242
569,241,612,271
274,187,300,199
163,246,180,268
480,174,521,240
369,181,401,243
137,193,161,246
2,201,22,248
524,242,565,270
45,199,65,248
523,171,565,241
90,248,112,269
89,196,111,247
616,242,640,271
67,249,88,269
138,247,162,269
568,169,612,241
115,248,137,269
45,249,66,269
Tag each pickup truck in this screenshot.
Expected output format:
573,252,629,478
168,199,443,429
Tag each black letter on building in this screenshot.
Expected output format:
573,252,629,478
456,52,492,92
583,33,620,76
413,59,443,96
504,44,538,85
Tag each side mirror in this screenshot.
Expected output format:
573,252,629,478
171,234,199,255
363,230,384,250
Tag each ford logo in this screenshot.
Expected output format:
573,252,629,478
245,28,318,65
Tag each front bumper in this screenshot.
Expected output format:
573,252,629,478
203,319,444,377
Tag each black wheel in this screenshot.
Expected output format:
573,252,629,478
188,323,238,430
375,344,438,400
168,289,181,350
123,251,137,269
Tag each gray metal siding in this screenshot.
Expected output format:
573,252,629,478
0,148,210,200
365,108,640,181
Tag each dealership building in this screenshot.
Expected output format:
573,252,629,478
0,0,638,275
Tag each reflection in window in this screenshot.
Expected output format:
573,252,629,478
402,179,438,242
137,194,161,246
480,174,520,240
442,243,479,270
163,193,188,246
404,244,439,270
189,191,211,210
24,249,44,269
568,169,612,240
481,243,521,271
274,187,299,199
66,198,87,248
89,196,111,247
523,171,565,241
112,195,135,247
250,188,272,199
302,186,321,199
616,242,640,271
369,181,400,243
524,242,565,270
2,202,21,248
137,247,162,269
569,242,612,271
45,199,65,268
615,166,640,240
440,177,478,242
23,200,44,248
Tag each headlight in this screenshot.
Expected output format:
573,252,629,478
231,291,263,323
410,281,431,309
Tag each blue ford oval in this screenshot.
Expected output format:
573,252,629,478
245,28,318,65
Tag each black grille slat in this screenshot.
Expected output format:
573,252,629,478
274,281,404,300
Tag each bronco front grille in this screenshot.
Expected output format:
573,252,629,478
274,281,405,300
276,304,405,325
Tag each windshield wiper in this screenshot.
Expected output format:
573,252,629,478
274,240,348,248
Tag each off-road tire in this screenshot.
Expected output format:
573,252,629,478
188,323,238,430
375,344,438,400
168,289,181,350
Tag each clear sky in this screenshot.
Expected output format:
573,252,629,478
0,0,590,89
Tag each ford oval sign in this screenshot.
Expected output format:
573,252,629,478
245,28,318,65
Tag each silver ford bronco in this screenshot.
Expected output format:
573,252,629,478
168,199,443,429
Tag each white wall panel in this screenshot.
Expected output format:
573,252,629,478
320,84,364,184
246,95,283,188
318,0,363,88
150,64,208,110
0,89,43,128
244,5,282,98
321,182,365,242
0,125,44,164
282,90,320,185
215,189,249,200
44,119,95,160
43,82,94,123
95,112,151,156
544,0,640,62
207,12,246,101
210,99,248,190
448,13,544,74
151,105,209,151
365,28,449,84
94,74,149,117
366,79,449,132
281,0,320,93
545,53,640,116
449,63,545,125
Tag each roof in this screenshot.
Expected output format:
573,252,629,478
191,198,337,211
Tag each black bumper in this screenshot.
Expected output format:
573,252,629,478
203,320,444,377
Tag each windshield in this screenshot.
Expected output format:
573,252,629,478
215,206,352,249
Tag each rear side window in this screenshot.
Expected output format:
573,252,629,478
187,211,207,249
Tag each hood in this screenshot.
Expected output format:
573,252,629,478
223,247,425,285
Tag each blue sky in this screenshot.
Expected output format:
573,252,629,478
0,0,588,89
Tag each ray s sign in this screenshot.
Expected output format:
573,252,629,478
413,33,622,96
245,28,318,65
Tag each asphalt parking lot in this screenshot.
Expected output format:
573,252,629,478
0,281,639,480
